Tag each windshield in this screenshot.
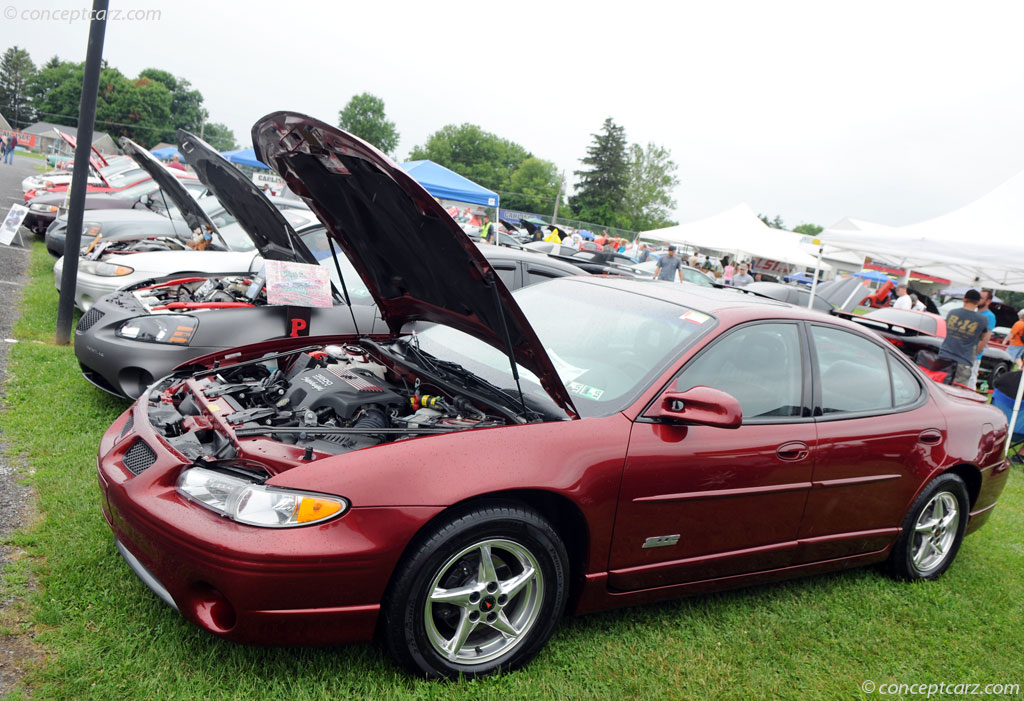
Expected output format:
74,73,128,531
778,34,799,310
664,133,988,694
110,180,156,200
297,228,374,305
106,168,146,188
413,278,714,418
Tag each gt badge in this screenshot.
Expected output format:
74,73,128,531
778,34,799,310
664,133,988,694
642,534,680,549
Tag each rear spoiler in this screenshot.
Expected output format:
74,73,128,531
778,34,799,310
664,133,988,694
829,309,929,338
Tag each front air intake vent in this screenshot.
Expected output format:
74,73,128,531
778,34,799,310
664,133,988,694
123,439,157,476
77,308,105,333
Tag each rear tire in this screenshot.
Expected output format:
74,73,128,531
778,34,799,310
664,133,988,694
382,503,569,679
886,473,969,580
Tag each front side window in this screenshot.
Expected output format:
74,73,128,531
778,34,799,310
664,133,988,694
674,323,804,420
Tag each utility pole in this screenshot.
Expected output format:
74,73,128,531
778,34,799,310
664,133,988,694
56,0,108,345
551,170,564,223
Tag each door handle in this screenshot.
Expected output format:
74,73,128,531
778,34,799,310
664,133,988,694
776,441,810,461
918,429,942,446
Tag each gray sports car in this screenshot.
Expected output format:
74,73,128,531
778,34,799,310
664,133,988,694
74,130,585,398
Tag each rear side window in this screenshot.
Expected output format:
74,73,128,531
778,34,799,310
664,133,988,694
675,323,804,419
811,326,897,414
890,355,922,406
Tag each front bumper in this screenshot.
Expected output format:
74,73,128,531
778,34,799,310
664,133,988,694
73,291,217,398
97,405,441,646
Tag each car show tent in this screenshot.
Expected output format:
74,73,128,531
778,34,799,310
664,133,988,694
819,169,1024,292
820,169,1024,455
640,203,829,270
151,146,182,161
221,147,269,169
399,160,499,209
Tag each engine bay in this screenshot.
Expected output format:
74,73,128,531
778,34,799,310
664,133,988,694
145,343,507,468
134,275,269,308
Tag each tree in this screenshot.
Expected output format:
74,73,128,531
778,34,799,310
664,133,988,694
138,68,207,141
201,122,237,151
624,142,679,231
337,92,399,155
758,213,785,229
569,118,630,228
793,223,823,237
500,157,565,213
0,47,37,128
408,123,529,193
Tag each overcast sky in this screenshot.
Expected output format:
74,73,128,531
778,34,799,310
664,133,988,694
8,0,1024,230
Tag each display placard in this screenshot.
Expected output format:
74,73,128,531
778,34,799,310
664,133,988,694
0,204,29,246
264,259,332,308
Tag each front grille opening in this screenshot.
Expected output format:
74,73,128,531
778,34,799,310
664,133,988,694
77,308,105,333
123,439,157,476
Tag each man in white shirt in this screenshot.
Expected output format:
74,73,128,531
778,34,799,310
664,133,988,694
892,284,913,310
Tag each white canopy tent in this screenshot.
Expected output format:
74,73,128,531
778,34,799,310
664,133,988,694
642,203,830,271
820,169,1024,456
819,170,1024,291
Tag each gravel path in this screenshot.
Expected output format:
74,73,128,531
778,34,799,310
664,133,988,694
0,152,46,695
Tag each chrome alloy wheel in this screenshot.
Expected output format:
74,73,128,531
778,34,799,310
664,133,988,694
424,538,544,665
911,491,960,574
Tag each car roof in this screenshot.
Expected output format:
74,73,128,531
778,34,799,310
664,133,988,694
476,243,587,274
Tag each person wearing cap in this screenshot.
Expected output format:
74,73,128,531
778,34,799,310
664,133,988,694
938,289,991,388
653,245,684,282
732,263,754,287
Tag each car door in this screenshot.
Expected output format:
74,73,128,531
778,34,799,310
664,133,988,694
608,321,816,590
796,323,944,563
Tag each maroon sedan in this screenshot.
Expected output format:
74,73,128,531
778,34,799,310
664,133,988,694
97,115,1011,679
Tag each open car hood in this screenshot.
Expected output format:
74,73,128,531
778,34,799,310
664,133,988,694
177,130,318,266
814,277,869,313
56,129,110,185
252,112,578,418
119,137,221,240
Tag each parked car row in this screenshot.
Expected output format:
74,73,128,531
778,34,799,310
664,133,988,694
39,118,1011,680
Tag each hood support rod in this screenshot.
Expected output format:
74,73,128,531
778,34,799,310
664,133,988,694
488,271,529,417
328,235,360,335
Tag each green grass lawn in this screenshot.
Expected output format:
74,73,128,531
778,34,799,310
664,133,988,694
2,241,1023,699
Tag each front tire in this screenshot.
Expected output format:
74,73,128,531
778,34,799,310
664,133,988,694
886,473,969,580
382,503,569,679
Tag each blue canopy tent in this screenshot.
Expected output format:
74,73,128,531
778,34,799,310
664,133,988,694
853,270,892,283
221,147,269,169
399,160,499,210
151,146,182,161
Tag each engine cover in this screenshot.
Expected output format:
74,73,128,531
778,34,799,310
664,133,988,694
282,366,403,420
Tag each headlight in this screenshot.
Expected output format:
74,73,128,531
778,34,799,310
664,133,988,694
79,260,134,276
30,203,59,213
116,315,198,344
177,467,348,528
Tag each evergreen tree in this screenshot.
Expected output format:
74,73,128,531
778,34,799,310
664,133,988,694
569,118,630,228
0,46,36,128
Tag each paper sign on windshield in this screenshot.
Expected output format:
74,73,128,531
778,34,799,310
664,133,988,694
0,204,28,246
265,259,332,308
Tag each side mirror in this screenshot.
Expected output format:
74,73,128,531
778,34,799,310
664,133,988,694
646,386,742,429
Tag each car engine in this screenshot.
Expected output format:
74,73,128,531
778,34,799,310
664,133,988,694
135,275,270,307
145,343,504,465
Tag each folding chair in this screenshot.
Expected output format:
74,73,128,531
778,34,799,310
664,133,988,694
992,388,1024,464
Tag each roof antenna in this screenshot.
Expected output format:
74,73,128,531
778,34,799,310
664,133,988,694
488,271,530,417
327,235,360,335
